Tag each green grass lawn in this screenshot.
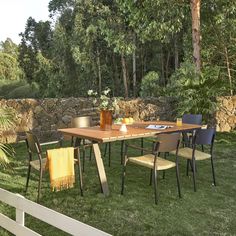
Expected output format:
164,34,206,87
0,132,236,236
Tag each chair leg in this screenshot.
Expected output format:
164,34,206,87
82,147,85,173
108,142,111,167
121,155,128,195
71,136,74,147
141,138,144,155
120,140,124,164
186,160,190,176
149,169,153,185
176,165,181,198
187,159,196,175
25,165,31,193
210,156,216,186
153,169,158,204
89,146,92,161
162,153,167,179
192,158,197,192
37,169,43,203
76,150,83,196
103,143,108,158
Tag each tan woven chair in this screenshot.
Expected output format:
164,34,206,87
171,128,216,192
121,133,181,204
71,116,112,168
25,132,83,202
71,116,93,172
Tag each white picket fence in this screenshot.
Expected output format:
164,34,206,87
0,188,111,236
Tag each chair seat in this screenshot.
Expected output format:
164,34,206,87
30,158,47,171
172,147,211,160
129,154,176,171
30,158,79,171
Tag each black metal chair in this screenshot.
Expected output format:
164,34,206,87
121,133,181,204
174,128,216,192
181,114,203,175
182,114,202,147
25,132,83,202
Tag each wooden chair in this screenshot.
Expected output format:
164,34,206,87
25,132,83,202
71,116,112,168
121,133,181,204
172,128,216,191
71,116,93,172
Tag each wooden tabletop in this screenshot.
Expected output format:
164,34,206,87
58,121,201,143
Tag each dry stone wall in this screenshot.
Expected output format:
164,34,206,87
0,97,175,143
215,96,236,132
0,96,235,143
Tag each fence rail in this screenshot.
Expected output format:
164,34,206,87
0,188,111,236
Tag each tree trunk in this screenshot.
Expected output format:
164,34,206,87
165,51,170,86
161,46,165,83
191,0,201,73
112,54,119,96
132,36,137,97
174,36,179,70
96,47,102,95
121,53,129,98
224,46,233,96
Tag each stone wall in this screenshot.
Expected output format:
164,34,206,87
0,96,235,143
0,97,175,143
215,96,236,132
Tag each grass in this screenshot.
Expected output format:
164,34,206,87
0,132,236,235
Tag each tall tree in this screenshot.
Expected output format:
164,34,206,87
18,17,53,84
191,0,201,72
0,38,24,80
201,0,236,95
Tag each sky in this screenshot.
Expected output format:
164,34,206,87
0,0,50,44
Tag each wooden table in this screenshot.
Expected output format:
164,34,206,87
59,121,201,196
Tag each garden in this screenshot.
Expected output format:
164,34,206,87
0,131,236,235
1,1,236,235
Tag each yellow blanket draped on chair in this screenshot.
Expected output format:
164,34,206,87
46,147,75,191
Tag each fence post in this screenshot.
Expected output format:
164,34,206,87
15,194,25,229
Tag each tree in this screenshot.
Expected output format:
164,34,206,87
72,0,109,95
201,0,236,95
191,0,201,73
18,17,55,95
0,38,24,80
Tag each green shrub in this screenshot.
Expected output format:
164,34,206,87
6,82,40,99
140,71,163,97
0,80,40,99
167,61,227,122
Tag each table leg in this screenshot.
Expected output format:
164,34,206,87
93,143,109,196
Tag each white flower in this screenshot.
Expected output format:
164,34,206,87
87,88,120,111
87,90,94,96
103,88,111,95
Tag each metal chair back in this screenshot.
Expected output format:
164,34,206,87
71,116,91,128
26,132,42,155
182,114,202,125
194,128,215,145
155,133,180,153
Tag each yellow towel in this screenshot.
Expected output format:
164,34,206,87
46,147,75,191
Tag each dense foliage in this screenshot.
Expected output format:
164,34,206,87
0,107,15,167
0,1,235,116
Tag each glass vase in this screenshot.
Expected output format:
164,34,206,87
100,110,112,130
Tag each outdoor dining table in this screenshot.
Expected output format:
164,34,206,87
58,121,201,196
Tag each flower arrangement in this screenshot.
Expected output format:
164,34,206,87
87,88,120,112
